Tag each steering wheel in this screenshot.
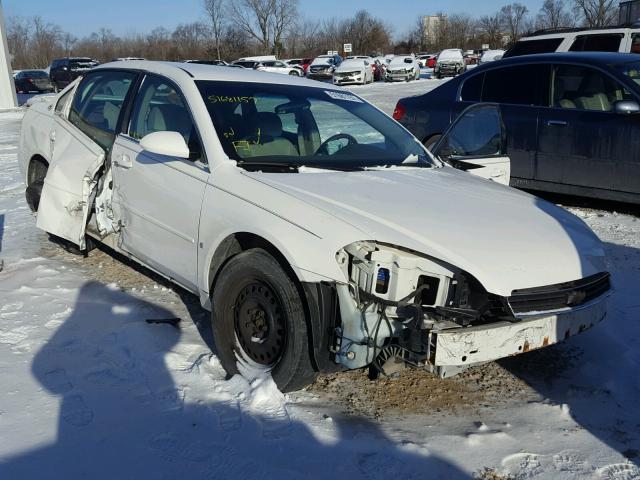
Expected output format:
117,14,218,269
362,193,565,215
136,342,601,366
315,133,358,155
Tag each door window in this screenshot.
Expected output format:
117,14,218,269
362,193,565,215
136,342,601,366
569,33,624,52
482,65,541,105
505,38,562,57
631,33,640,54
68,71,136,151
551,65,633,111
129,76,203,162
460,73,484,101
436,104,505,158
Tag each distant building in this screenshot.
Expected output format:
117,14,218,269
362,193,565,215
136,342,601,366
421,15,446,45
620,0,640,25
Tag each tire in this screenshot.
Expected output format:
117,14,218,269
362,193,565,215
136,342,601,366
289,70,299,76
211,248,317,392
424,134,442,152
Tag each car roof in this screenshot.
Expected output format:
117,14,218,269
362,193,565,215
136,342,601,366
521,26,639,40
95,60,344,90
475,52,640,69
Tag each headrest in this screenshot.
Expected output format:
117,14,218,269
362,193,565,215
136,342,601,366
254,112,283,138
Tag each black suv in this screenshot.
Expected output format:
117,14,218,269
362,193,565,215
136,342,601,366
394,52,640,204
50,57,100,91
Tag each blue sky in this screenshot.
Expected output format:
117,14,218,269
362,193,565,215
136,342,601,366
3,0,546,38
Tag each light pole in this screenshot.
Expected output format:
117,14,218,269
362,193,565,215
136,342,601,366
0,0,17,110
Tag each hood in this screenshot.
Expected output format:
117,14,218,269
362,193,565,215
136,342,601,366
335,64,365,73
243,167,606,296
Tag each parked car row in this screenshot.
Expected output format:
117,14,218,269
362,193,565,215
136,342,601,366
394,51,640,205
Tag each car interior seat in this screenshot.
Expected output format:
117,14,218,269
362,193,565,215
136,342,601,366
236,112,299,158
575,73,611,111
146,104,193,141
554,77,577,109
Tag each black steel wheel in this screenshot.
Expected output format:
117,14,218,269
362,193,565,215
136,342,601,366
233,281,287,366
211,248,317,392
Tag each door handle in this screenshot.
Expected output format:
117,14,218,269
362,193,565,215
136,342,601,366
113,154,132,169
546,120,568,127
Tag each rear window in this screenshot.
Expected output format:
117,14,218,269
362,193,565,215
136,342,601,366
504,38,563,57
569,33,624,52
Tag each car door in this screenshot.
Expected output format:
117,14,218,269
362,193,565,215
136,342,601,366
432,103,510,185
36,70,137,249
110,74,208,291
454,64,547,185
536,63,640,196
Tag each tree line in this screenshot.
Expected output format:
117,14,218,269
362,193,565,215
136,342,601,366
6,0,622,69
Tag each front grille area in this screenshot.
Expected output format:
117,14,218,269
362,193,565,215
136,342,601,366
508,272,611,314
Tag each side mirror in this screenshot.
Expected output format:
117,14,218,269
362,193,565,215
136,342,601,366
140,131,190,159
614,100,640,115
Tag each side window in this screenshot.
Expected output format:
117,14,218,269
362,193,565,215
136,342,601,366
569,34,624,52
54,88,73,115
460,73,484,102
551,65,632,111
129,76,203,162
631,33,640,54
482,66,540,105
68,71,136,151
506,38,563,56
437,105,504,158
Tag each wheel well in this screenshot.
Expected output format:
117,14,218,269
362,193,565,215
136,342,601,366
28,155,49,185
208,233,329,372
208,233,298,294
26,156,49,212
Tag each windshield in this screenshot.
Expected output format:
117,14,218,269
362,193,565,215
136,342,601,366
311,57,332,66
23,70,48,78
196,81,434,171
617,61,640,87
390,57,412,66
439,50,462,60
338,59,365,69
70,59,98,69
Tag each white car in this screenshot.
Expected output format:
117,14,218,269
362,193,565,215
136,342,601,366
18,61,611,392
333,58,374,85
478,49,505,65
256,60,303,76
385,55,420,82
435,49,466,78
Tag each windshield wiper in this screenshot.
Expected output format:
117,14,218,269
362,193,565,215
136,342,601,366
236,161,301,172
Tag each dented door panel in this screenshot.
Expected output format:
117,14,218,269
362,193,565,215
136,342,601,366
36,117,104,249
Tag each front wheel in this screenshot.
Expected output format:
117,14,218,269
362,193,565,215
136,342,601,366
289,70,300,76
211,248,317,392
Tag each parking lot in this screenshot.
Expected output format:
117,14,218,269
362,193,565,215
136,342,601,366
1,76,639,478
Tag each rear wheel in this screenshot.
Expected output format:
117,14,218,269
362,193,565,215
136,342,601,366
211,248,317,392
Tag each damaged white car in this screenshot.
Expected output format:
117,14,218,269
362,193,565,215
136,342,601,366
18,61,611,392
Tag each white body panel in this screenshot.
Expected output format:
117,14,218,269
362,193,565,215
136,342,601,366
515,28,640,54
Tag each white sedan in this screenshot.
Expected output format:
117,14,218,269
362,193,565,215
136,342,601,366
19,61,610,392
255,60,303,76
332,58,374,85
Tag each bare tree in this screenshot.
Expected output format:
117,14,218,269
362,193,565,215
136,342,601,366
572,0,617,27
500,3,530,43
272,0,297,57
203,0,226,59
478,14,504,48
230,0,274,54
536,0,575,29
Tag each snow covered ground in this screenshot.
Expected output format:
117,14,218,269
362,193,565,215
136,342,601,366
0,79,639,479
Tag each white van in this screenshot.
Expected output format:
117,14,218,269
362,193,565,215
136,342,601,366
504,27,640,58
